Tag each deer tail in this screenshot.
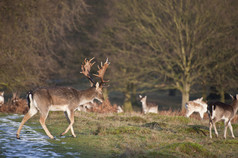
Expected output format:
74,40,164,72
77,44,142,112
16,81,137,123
27,91,33,108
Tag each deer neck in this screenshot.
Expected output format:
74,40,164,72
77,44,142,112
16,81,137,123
78,87,96,105
196,100,207,108
141,101,147,109
232,99,238,114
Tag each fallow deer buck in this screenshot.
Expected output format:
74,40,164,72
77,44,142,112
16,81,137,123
207,94,238,139
139,95,158,114
185,97,207,119
16,57,110,139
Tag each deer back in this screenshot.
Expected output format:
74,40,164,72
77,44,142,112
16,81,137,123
208,102,234,118
32,87,80,109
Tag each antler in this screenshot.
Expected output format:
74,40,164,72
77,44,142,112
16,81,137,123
80,57,95,85
94,58,110,85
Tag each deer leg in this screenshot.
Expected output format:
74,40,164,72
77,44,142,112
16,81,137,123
213,122,219,138
39,113,54,139
62,110,76,137
64,111,70,123
16,107,38,139
224,120,229,139
228,121,235,138
61,110,76,137
209,121,213,138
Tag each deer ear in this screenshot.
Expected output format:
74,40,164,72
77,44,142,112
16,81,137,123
230,94,234,100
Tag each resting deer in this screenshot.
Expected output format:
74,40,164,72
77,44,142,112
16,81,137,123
117,106,124,113
16,57,110,139
77,102,95,112
185,97,207,119
0,91,4,106
207,94,238,139
11,92,20,105
139,95,158,114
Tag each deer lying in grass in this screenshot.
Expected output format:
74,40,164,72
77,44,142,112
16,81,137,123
77,102,95,112
207,94,238,139
11,92,20,105
139,95,158,114
16,57,110,139
117,106,124,113
185,97,207,119
0,91,4,106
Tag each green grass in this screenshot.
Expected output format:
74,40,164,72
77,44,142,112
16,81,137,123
10,112,238,158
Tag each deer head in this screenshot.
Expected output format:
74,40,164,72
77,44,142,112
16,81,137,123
80,57,110,102
0,91,4,96
81,57,110,87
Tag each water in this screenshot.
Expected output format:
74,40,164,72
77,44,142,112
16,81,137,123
0,114,62,157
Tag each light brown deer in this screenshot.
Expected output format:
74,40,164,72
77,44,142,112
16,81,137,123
16,57,110,139
0,91,4,106
207,94,238,139
117,106,124,113
139,95,158,114
185,97,207,119
11,92,20,105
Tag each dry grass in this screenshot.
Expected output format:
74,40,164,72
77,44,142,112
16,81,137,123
0,98,28,114
89,99,119,113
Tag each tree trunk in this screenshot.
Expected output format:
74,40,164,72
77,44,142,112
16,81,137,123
202,85,207,100
219,88,225,103
123,84,133,112
124,91,133,112
181,82,190,112
131,83,137,106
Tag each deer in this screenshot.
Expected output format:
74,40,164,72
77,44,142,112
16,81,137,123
185,97,207,119
11,92,20,105
139,95,158,114
207,94,238,139
117,106,124,113
16,57,110,139
0,91,4,106
77,102,95,112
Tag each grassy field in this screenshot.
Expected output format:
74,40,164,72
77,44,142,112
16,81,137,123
12,111,238,158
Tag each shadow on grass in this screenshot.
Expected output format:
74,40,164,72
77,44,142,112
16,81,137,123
160,142,216,158
184,125,209,136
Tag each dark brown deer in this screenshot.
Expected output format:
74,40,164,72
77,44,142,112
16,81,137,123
207,94,238,139
16,57,110,139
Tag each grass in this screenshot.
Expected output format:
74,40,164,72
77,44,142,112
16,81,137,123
9,111,238,158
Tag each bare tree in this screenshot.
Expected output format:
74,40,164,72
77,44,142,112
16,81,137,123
0,0,87,92
95,0,236,111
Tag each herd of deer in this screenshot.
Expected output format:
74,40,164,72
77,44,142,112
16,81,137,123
0,57,237,140
185,95,238,139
